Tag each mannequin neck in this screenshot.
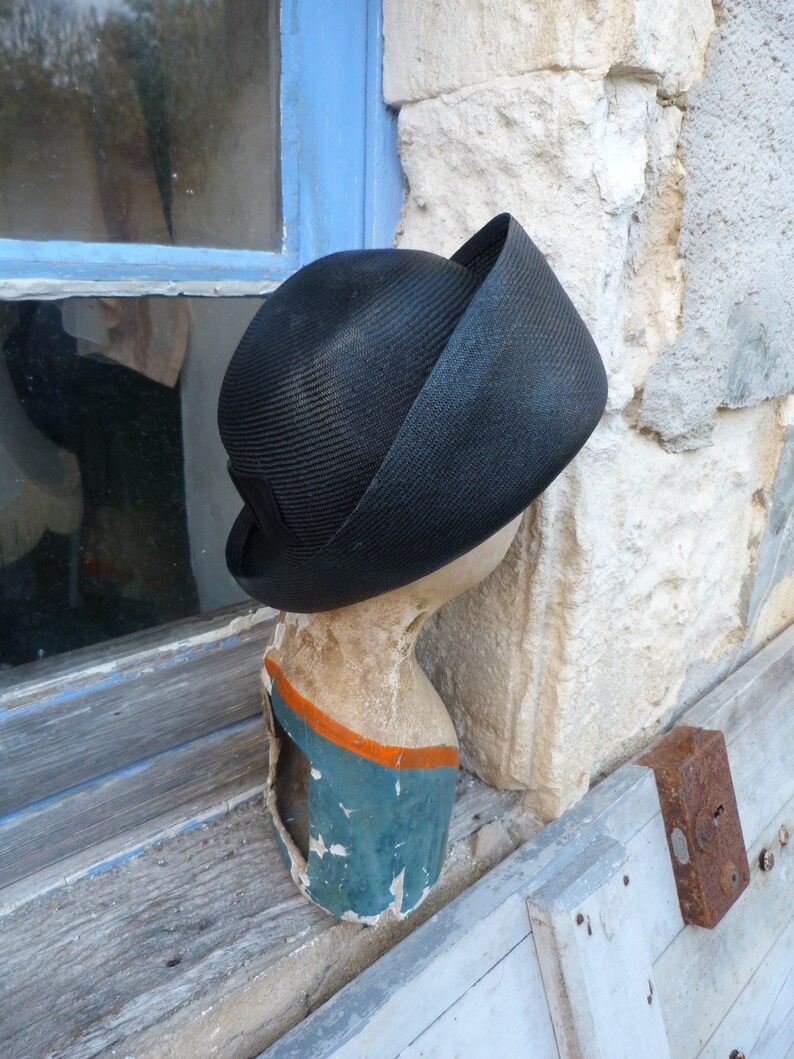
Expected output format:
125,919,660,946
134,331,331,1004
265,588,456,750
263,515,523,749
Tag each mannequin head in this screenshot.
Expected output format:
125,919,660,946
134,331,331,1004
263,513,524,919
265,513,523,750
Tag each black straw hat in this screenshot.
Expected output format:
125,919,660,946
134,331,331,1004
218,214,607,612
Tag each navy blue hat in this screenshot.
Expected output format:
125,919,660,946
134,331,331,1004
218,214,607,612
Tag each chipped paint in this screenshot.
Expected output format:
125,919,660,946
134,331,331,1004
308,834,328,858
156,607,276,654
265,675,457,922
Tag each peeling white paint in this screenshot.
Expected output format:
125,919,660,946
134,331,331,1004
271,620,287,651
341,908,383,927
389,868,406,917
310,767,322,781
159,607,276,654
309,834,328,858
395,778,401,795
261,667,273,696
0,275,284,301
284,612,309,633
328,844,347,857
339,803,352,818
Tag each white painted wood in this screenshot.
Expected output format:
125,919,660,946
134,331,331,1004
699,916,794,1059
619,805,683,963
654,793,794,1059
685,623,794,741
269,626,794,1059
397,936,559,1058
528,833,670,1059
264,765,653,1059
0,275,283,299
1,620,790,1057
604,631,794,964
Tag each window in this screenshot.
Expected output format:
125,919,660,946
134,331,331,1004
0,0,402,901
0,0,401,666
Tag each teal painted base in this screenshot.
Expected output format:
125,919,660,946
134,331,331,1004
269,685,458,921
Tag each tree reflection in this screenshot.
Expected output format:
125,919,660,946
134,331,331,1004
0,0,229,240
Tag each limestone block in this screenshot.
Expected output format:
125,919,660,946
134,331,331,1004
640,0,794,451
389,0,792,822
419,403,787,819
397,72,684,409
383,0,714,105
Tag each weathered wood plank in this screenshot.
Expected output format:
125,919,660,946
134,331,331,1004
397,936,558,1058
611,656,794,965
270,626,794,1057
0,780,265,914
0,801,316,1059
617,801,683,963
699,916,794,1059
654,792,794,1059
0,601,272,710
0,605,275,814
684,623,794,744
0,772,526,1059
264,764,653,1059
0,717,268,889
527,833,670,1059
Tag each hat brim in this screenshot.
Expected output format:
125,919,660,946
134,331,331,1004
227,214,607,612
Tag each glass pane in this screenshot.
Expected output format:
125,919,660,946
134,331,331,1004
0,0,280,251
0,295,260,668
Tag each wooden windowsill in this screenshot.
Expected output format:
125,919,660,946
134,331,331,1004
0,770,539,1058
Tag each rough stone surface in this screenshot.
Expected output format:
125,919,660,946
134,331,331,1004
384,0,714,104
640,0,794,450
391,0,794,818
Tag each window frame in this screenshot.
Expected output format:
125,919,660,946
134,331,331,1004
0,0,402,300
0,0,402,904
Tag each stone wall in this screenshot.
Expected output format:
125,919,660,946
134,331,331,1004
384,0,794,819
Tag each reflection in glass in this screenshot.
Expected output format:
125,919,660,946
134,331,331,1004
0,296,260,668
0,0,280,250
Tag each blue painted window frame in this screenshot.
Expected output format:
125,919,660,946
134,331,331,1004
0,0,402,298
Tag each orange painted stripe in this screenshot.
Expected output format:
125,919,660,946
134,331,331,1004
265,657,459,770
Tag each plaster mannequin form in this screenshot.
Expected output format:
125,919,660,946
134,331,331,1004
263,515,522,923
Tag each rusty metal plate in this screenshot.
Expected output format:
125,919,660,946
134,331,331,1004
639,725,750,928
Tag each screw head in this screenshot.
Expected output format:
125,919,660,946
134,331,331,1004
720,862,740,895
759,848,775,871
729,1050,746,1059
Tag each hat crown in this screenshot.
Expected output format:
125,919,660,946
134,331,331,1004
218,248,480,557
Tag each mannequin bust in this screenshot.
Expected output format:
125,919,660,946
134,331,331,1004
218,215,607,921
263,514,522,923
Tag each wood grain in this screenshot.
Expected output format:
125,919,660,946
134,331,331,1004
0,772,524,1059
698,916,794,1059
0,604,274,815
0,717,268,889
654,792,794,1059
397,936,558,1058
271,625,794,1058
528,833,670,1059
